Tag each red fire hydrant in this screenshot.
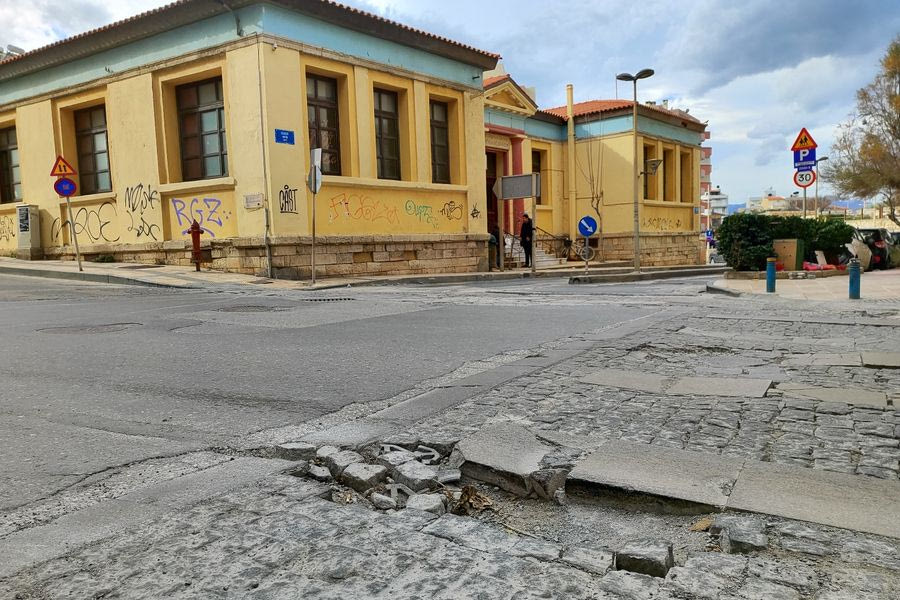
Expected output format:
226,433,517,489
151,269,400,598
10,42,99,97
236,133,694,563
189,220,202,271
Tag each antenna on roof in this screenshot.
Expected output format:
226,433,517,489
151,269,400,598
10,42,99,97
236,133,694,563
6,44,25,55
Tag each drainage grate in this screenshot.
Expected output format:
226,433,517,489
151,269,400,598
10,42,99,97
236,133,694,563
297,297,355,303
38,323,141,334
217,305,288,313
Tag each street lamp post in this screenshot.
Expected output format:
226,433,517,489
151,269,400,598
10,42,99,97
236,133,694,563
814,156,829,218
616,68,654,271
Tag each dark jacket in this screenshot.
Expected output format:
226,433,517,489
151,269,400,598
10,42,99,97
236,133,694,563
520,219,533,245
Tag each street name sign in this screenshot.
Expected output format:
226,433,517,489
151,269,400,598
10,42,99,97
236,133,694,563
492,173,540,200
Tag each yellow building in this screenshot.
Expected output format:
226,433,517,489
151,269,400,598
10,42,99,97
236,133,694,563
482,73,706,266
0,0,498,277
0,1,706,277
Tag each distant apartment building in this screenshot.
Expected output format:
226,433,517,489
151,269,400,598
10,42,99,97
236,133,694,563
700,186,728,230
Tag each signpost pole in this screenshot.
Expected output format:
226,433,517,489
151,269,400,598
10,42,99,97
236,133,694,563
802,187,807,219
531,194,536,274
498,195,504,273
311,188,316,286
64,196,83,272
584,235,589,274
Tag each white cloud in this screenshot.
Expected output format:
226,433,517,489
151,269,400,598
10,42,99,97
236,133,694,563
2,0,895,205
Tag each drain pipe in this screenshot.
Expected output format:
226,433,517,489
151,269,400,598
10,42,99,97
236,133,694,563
256,40,274,279
218,0,244,36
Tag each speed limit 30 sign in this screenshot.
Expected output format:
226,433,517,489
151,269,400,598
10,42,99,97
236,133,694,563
793,169,816,188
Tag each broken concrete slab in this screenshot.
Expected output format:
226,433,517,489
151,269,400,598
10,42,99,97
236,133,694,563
340,462,387,494
560,546,614,575
861,351,900,369
274,441,317,461
323,450,364,477
668,376,771,398
615,539,674,577
782,353,861,367
370,492,397,510
718,518,768,554
581,368,671,394
567,441,741,509
405,493,446,515
727,460,900,539
392,460,438,492
455,422,552,497
376,449,418,469
777,383,888,408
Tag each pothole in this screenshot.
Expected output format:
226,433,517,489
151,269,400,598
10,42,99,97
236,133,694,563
37,323,141,334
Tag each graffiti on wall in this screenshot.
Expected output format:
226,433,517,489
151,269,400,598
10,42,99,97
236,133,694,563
51,201,120,243
642,216,683,231
328,193,400,225
0,214,16,242
171,197,232,237
279,185,298,214
404,200,439,229
124,184,161,241
470,206,481,219
440,200,463,221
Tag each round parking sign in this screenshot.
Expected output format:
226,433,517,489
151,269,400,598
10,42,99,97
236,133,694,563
54,177,77,197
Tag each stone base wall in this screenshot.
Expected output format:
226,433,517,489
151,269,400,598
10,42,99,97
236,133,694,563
601,232,704,266
43,234,490,279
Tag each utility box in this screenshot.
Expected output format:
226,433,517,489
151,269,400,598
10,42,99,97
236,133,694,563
16,205,43,260
773,238,804,271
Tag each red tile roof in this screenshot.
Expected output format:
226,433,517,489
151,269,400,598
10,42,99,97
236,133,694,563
0,0,499,69
483,74,510,89
543,99,701,124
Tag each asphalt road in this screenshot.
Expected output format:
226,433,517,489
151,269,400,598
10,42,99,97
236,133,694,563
0,273,713,511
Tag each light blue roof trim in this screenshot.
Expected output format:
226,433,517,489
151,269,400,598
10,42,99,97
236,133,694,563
484,107,526,131
577,114,703,146
0,7,263,106
260,4,483,88
524,117,566,141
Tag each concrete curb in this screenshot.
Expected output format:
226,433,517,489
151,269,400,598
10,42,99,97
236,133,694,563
569,266,731,285
705,283,742,297
0,265,192,289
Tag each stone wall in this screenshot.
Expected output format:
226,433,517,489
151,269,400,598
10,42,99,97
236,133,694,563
600,232,704,266
42,234,490,279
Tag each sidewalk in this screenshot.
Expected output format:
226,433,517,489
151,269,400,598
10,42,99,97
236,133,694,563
714,268,900,301
0,256,728,291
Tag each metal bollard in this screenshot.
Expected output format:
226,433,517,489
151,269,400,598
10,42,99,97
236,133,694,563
766,257,776,293
849,258,860,299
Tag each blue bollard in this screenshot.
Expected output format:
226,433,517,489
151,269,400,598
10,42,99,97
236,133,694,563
766,257,776,293
849,258,861,299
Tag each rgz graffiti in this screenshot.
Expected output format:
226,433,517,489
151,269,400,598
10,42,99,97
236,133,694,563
171,197,229,237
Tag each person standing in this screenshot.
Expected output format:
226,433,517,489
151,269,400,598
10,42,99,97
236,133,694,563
520,213,533,268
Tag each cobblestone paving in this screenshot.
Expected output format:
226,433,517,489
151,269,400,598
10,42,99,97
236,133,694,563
4,473,899,599
401,312,900,481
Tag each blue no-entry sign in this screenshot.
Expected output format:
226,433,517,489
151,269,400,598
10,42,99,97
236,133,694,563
578,215,598,237
54,177,77,197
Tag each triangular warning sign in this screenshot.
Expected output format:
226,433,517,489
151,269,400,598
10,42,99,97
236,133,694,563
790,128,817,152
50,155,77,177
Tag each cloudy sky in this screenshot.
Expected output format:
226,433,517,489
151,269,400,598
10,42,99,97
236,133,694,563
2,0,898,204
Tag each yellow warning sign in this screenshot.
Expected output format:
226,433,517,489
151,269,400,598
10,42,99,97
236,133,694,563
50,155,77,177
790,128,817,151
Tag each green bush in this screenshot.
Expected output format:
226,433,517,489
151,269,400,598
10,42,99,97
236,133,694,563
716,213,774,271
716,214,855,270
811,220,855,258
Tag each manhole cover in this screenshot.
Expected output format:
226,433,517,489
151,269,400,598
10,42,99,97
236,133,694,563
217,305,288,313
119,264,163,270
297,297,355,302
38,323,141,334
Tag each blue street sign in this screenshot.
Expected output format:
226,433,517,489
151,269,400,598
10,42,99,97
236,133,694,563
578,215,598,237
274,129,295,145
53,177,77,197
793,148,816,169
796,164,814,172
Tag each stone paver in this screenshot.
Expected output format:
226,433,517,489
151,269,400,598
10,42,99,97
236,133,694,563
582,368,671,394
668,376,772,398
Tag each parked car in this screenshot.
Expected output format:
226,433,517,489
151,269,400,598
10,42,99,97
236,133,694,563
856,228,900,269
